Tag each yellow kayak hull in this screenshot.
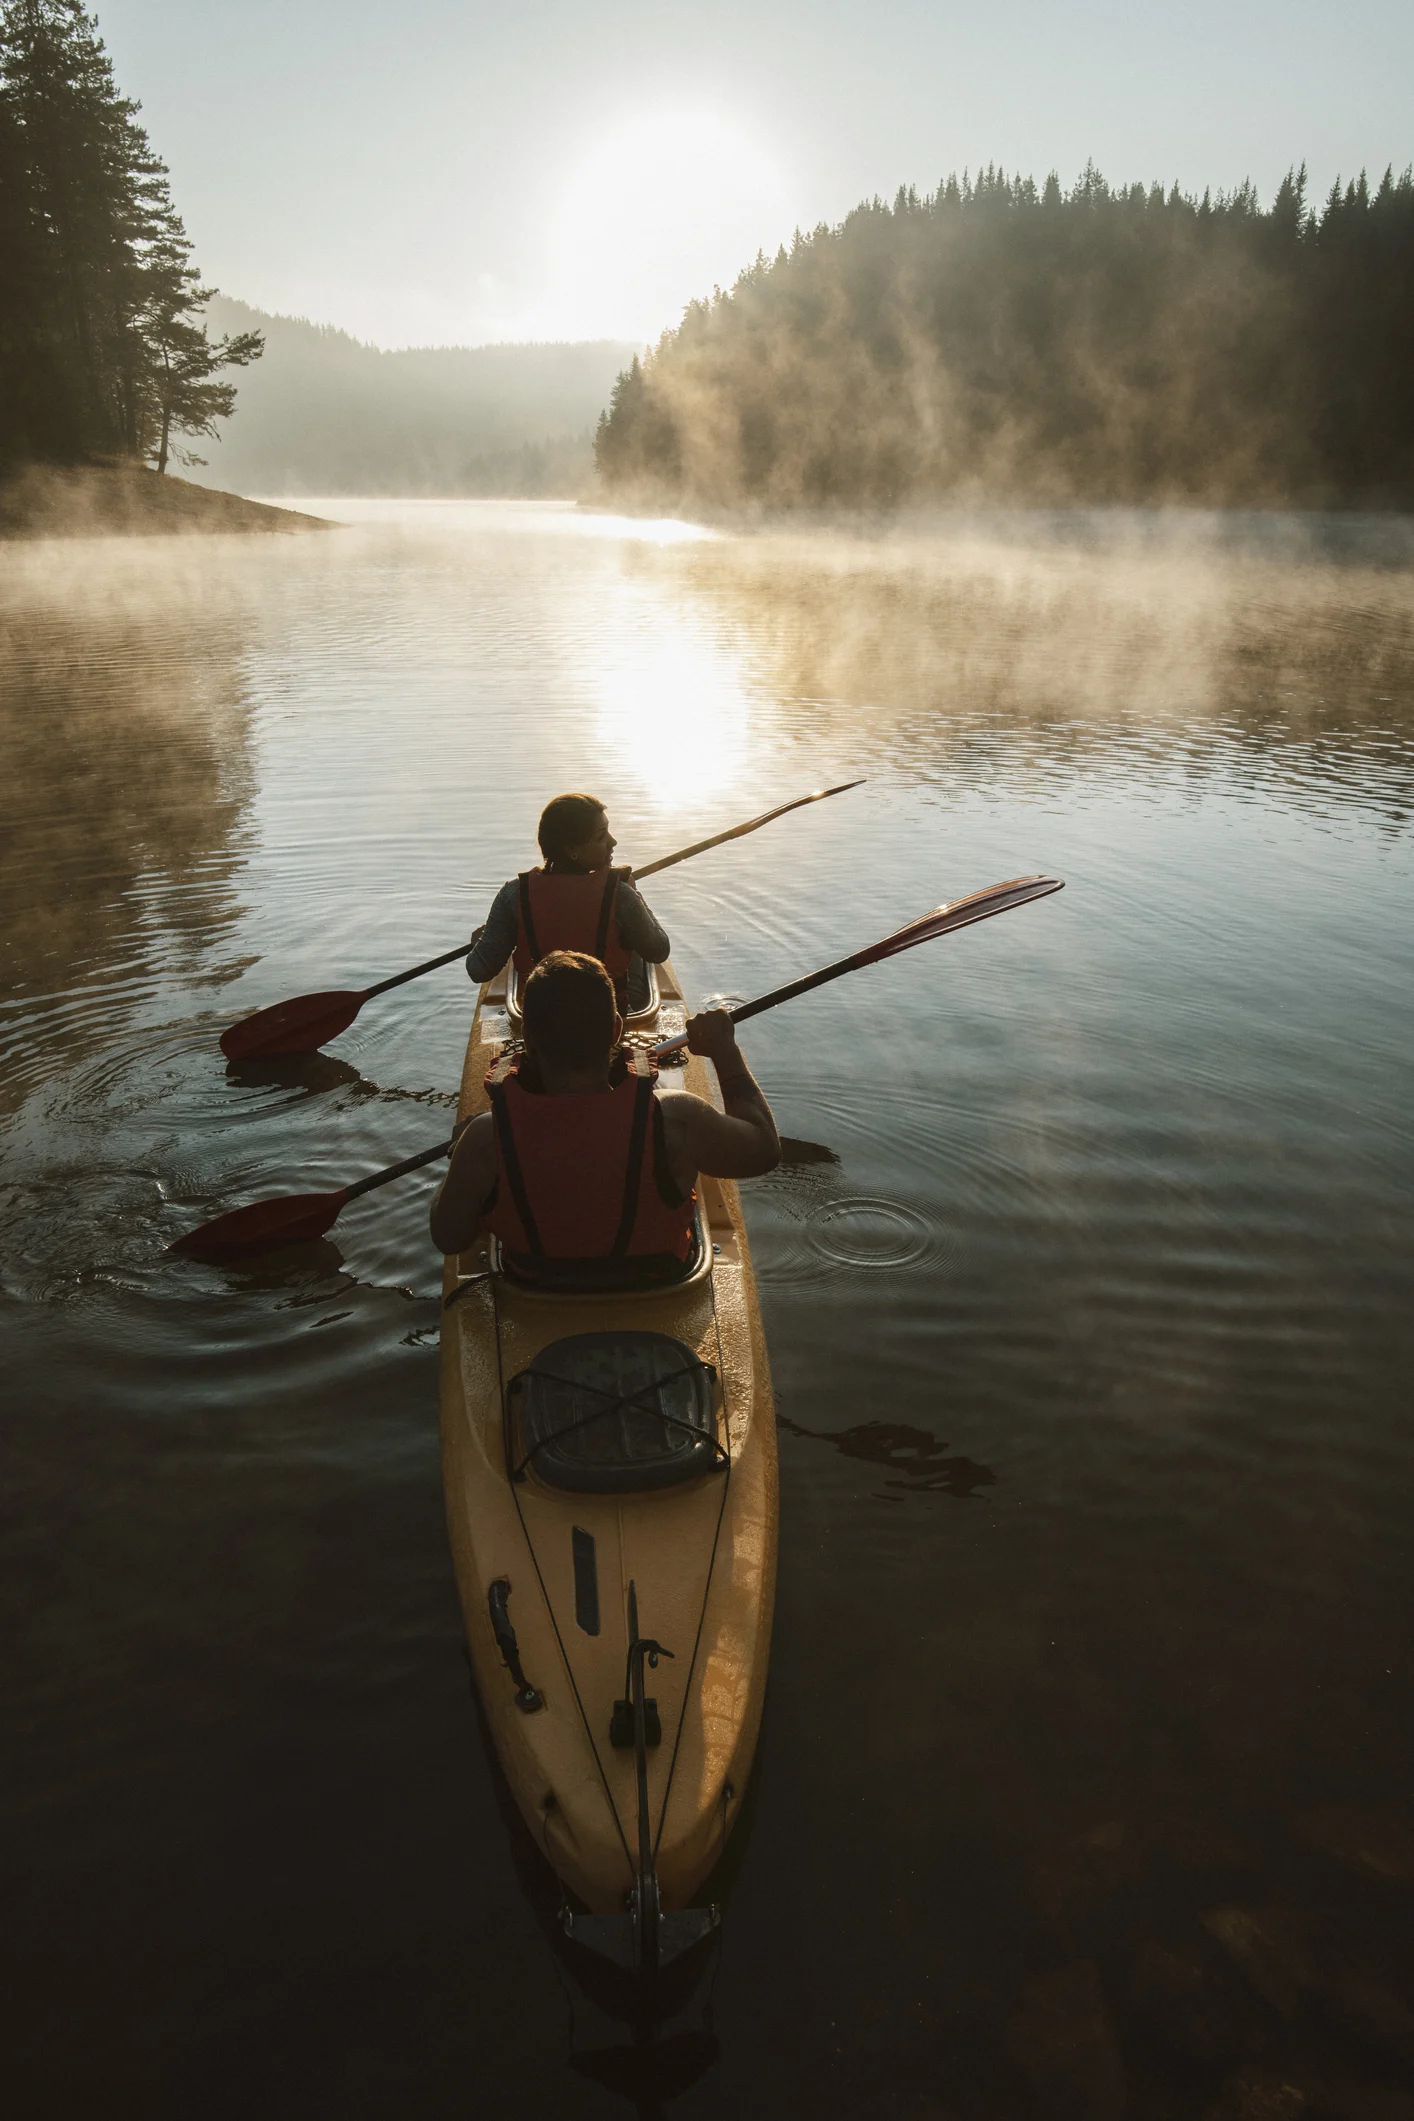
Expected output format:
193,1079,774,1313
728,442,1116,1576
438,959,778,1918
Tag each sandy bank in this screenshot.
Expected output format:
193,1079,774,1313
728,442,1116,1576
0,462,331,539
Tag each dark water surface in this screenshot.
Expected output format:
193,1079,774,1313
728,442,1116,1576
4,501,1413,2119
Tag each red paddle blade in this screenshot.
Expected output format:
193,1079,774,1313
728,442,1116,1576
220,989,367,1061
169,1188,350,1263
857,875,1065,966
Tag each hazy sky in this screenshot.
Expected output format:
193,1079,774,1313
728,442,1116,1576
99,0,1413,350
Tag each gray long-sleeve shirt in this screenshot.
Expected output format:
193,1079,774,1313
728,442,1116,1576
465,875,670,983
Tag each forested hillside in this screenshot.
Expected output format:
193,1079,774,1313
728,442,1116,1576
596,165,1414,510
0,3,621,497
189,301,635,498
0,0,260,472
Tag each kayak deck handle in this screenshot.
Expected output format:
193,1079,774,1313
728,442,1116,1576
488,1577,544,1714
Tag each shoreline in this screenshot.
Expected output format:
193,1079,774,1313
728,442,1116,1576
0,462,332,540
576,493,1414,564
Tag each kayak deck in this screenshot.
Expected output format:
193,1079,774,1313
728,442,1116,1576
438,957,778,1928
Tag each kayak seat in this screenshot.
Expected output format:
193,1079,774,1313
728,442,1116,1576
506,1331,725,1493
491,1204,709,1297
506,953,661,1027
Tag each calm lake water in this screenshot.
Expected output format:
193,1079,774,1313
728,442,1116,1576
4,500,1413,2120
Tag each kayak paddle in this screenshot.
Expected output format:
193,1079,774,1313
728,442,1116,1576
169,1136,456,1263
652,874,1066,1055
628,779,863,882
218,780,864,1062
218,946,471,1064
173,871,1061,1265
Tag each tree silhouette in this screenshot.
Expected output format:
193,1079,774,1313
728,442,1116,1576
137,237,263,471
595,163,1414,509
0,0,261,470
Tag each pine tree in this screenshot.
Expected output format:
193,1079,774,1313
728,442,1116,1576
142,264,263,472
0,0,261,468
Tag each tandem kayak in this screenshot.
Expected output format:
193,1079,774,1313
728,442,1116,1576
438,955,779,1971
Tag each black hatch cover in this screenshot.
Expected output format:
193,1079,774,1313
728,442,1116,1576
507,1332,723,1494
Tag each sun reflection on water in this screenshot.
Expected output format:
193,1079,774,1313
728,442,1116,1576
590,595,759,811
563,509,716,546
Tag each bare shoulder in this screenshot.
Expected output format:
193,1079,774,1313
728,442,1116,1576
656,1085,713,1196
453,1111,497,1184
656,1085,711,1139
446,1109,495,1171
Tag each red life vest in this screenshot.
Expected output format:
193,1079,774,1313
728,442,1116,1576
513,867,634,1006
484,1047,696,1273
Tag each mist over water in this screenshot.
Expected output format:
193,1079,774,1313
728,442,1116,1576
3,502,1413,2118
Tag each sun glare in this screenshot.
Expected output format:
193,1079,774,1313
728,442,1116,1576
590,593,757,812
548,110,791,342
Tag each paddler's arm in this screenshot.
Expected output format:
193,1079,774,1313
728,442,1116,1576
429,1113,498,1253
664,1010,781,1181
465,880,519,982
614,880,670,964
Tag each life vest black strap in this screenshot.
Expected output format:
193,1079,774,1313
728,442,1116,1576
609,1066,654,1258
517,872,541,963
651,1097,688,1208
488,1073,545,1258
593,870,622,962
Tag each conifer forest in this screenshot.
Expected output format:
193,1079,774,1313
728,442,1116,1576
0,0,260,472
595,166,1414,509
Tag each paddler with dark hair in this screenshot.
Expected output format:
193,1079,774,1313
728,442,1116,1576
466,793,669,1013
430,951,780,1271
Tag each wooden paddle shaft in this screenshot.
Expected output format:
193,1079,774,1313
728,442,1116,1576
652,944,882,1057
343,1136,457,1202
652,875,1064,1056
631,780,863,883
364,943,470,999
728,947,872,1026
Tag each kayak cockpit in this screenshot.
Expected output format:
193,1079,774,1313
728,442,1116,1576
505,953,662,1026
488,1198,714,1297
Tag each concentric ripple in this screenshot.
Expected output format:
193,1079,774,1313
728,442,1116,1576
805,1194,934,1269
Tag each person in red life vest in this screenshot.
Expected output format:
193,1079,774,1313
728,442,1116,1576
430,951,780,1278
466,793,669,1012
